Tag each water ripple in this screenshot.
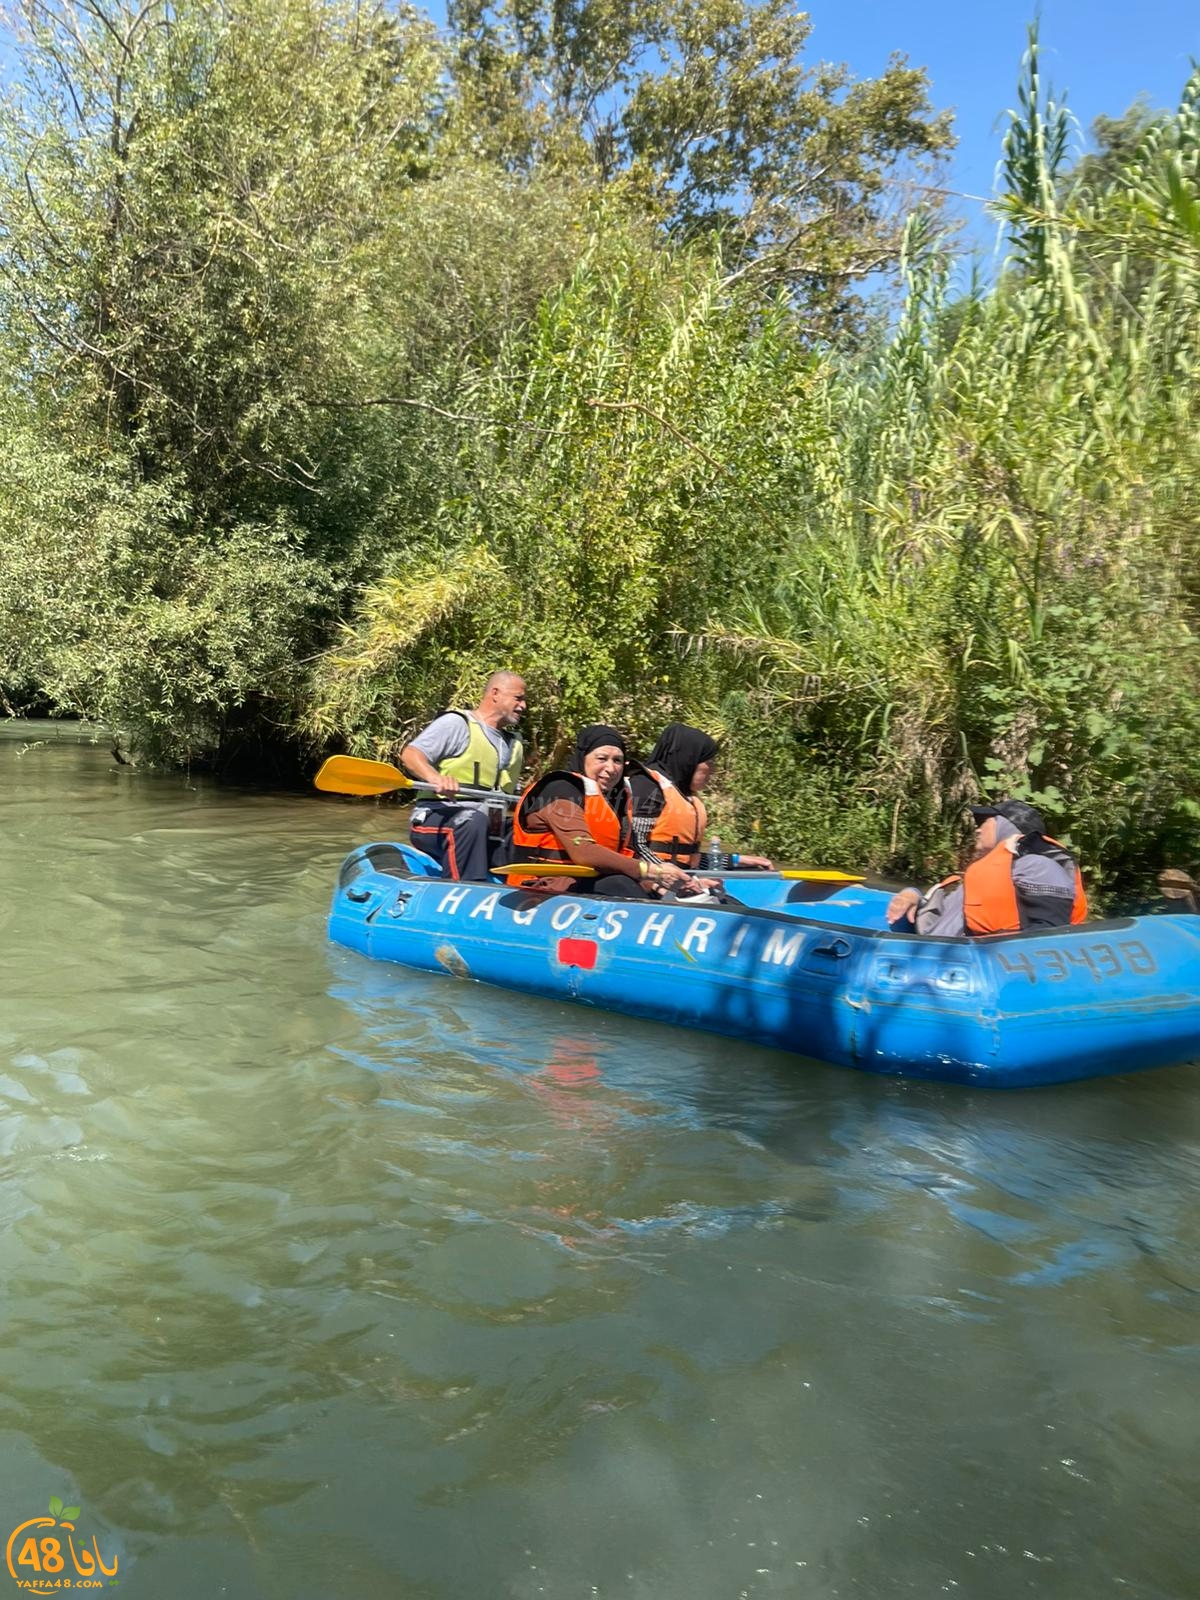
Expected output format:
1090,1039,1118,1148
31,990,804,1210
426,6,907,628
1,727,1198,1599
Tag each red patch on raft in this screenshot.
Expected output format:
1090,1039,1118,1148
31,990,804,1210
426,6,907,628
557,938,598,970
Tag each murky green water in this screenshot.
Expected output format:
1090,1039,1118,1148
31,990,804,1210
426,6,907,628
1,723,1198,1599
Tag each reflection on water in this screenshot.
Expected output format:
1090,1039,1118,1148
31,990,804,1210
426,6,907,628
1,724,1198,1599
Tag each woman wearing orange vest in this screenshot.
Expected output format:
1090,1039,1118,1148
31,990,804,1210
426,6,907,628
627,724,774,870
887,800,1087,935
511,724,701,898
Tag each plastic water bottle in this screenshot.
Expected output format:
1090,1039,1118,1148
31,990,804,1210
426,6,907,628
706,834,730,871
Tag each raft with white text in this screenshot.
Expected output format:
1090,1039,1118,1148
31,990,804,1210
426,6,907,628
327,842,1200,1087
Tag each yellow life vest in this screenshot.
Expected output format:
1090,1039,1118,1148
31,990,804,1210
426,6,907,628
437,710,524,793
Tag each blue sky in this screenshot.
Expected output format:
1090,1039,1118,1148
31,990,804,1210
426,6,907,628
796,0,1200,257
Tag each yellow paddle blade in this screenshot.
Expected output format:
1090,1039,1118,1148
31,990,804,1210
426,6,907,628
778,869,865,883
492,863,599,879
314,755,413,796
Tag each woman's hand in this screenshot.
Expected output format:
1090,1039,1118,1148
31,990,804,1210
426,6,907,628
736,853,774,871
670,873,713,896
647,860,692,891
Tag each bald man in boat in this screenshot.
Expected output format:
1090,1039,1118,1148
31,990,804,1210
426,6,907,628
401,672,527,881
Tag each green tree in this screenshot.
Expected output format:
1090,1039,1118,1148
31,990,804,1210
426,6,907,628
447,0,953,318
1,0,441,515
1067,101,1167,197
0,0,444,761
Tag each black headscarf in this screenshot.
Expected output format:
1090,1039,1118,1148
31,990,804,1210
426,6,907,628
646,723,719,795
570,724,627,773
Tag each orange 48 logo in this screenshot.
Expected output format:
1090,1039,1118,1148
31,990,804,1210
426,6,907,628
6,1498,119,1589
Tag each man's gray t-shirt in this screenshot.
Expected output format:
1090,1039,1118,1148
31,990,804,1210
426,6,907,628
409,713,518,804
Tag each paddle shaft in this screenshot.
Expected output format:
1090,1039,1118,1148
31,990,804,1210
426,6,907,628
415,784,516,805
715,868,865,883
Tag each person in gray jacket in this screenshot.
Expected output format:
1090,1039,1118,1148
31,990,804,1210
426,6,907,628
887,800,1086,936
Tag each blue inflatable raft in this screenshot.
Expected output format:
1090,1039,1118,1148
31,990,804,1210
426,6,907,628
328,842,1200,1088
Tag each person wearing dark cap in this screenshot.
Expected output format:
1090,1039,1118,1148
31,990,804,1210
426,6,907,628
510,725,702,898
627,723,774,871
886,800,1088,935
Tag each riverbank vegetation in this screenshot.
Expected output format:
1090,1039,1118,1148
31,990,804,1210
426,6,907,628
1,1,1197,895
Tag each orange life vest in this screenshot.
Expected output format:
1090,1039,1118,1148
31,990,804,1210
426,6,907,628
950,837,1088,935
644,768,708,866
511,771,634,863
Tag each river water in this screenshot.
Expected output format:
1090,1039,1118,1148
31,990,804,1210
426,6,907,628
1,723,1197,1599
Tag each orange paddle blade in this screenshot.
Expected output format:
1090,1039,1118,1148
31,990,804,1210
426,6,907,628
778,869,865,883
314,755,412,796
492,863,599,880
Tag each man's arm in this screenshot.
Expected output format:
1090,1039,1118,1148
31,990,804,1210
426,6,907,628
401,714,471,798
888,882,966,935
400,743,457,794
887,888,921,926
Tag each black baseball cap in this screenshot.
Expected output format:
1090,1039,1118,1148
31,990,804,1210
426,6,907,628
969,799,1047,836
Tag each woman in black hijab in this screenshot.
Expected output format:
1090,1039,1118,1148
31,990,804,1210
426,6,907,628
645,723,720,794
510,725,700,897
629,722,774,870
570,724,630,778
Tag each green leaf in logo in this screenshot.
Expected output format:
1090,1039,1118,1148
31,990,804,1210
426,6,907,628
49,1496,63,1516
64,1507,81,1521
